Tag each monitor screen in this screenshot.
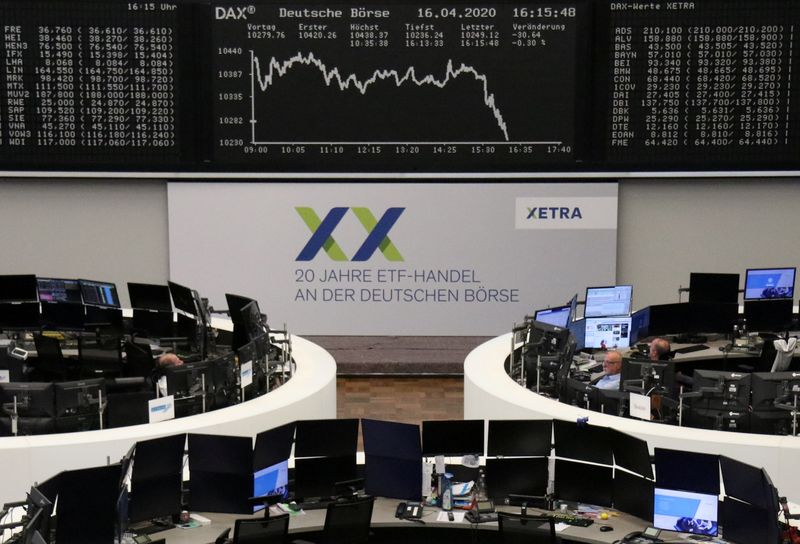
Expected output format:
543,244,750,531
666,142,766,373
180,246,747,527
610,429,653,479
629,307,650,345
485,458,548,501
295,419,359,458
553,419,613,465
534,305,571,328
653,487,718,536
240,300,267,341
0,274,38,303
168,281,197,315
40,301,85,330
613,471,654,521
721,497,780,544
225,293,255,324
744,299,794,332
128,283,172,312
253,459,289,512
568,318,585,350
654,448,719,496
691,370,751,411
720,456,773,510
487,419,552,457
585,285,633,318
554,460,613,507
78,279,119,308
584,317,631,349
254,422,296,470
744,268,796,300
37,278,82,304
294,456,357,500
54,379,105,417
0,382,55,417
421,419,484,456
751,371,800,411
362,418,421,461
689,273,740,304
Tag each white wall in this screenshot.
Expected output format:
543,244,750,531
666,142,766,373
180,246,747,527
0,179,169,307
1,177,800,311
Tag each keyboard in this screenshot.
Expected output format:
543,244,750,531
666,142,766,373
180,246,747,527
550,514,593,527
295,500,333,510
673,344,709,354
466,511,498,523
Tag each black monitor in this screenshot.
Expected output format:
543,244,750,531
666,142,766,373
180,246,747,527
613,470,654,521
553,420,613,465
744,267,796,300
128,282,172,312
0,382,55,417
54,378,105,432
132,309,174,339
210,352,238,409
559,377,593,407
686,302,739,334
653,486,718,536
751,371,800,410
421,419,484,456
0,274,38,302
84,305,123,334
0,416,54,436
254,422,296,470
524,321,575,390
720,497,781,544
56,464,120,544
40,301,84,331
654,448,719,495
226,293,255,323
37,277,82,304
610,429,653,479
168,281,197,316
689,273,740,304
590,387,628,417
78,279,119,308
188,433,253,514
22,486,54,544
554,459,613,506
362,419,422,500
585,285,633,318
294,456,357,501
720,456,774,509
0,302,40,330
487,419,551,457
568,318,586,350
647,302,688,337
129,433,185,523
743,299,794,332
164,361,212,417
485,458,548,502
533,305,571,328
630,306,650,345
690,370,750,411
240,300,267,342
621,359,674,394
295,419,359,457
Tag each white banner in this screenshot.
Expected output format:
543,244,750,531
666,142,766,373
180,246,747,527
168,182,618,335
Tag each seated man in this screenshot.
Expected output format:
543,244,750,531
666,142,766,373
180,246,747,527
649,337,672,361
593,350,623,390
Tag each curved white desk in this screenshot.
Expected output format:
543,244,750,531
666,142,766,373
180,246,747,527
464,333,800,500
0,335,336,505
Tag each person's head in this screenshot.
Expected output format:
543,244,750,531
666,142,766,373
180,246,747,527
157,353,184,368
603,350,623,376
649,337,671,361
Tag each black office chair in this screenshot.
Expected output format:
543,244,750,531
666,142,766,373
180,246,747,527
124,340,156,379
232,514,290,544
497,512,557,544
32,334,69,381
78,335,123,378
293,496,375,544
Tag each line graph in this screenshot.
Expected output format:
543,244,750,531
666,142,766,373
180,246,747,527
249,50,516,143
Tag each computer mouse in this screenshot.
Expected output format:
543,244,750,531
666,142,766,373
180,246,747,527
599,525,613,532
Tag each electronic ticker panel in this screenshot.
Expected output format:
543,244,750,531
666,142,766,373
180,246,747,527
601,0,800,168
0,0,199,167
211,0,588,170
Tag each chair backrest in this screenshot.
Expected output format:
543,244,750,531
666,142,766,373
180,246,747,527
498,512,556,544
32,334,66,380
771,338,797,373
323,496,375,544
233,514,289,544
124,340,155,379
78,336,123,377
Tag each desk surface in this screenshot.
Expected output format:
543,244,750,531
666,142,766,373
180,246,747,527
159,498,650,544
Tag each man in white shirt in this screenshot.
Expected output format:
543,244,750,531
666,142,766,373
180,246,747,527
594,350,623,390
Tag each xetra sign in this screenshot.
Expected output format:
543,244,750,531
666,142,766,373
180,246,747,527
215,7,250,19
526,206,583,220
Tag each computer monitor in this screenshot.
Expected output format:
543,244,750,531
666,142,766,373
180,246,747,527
37,277,82,304
751,371,800,410
131,309,174,339
568,318,586,350
295,419,359,457
743,299,794,332
40,301,85,331
293,456,358,501
720,497,780,544
128,433,185,523
720,456,774,509
253,460,289,510
533,305,571,328
654,448,719,495
689,273,740,304
362,419,422,500
226,293,256,351
553,419,613,465
55,464,120,544
690,370,751,411
210,352,238,409
164,361,212,417
78,279,119,308
128,282,172,312
744,267,796,300
630,307,650,345
188,433,253,514
567,293,578,322
584,316,631,349
686,302,739,334
167,281,197,316
421,419,484,456
613,470,654,521
653,487,718,536
0,274,38,302
621,359,674,394
485,458,548,502
0,382,55,417
54,378,105,432
0,302,40,330
254,422,296,470
554,460,613,506
487,419,552,457
585,285,633,318
84,305,123,334
610,429,653,479
240,300,267,341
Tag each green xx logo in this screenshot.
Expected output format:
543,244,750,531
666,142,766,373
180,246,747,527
295,207,405,262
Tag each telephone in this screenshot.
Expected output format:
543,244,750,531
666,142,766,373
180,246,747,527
395,501,423,520
619,527,662,543
465,500,497,523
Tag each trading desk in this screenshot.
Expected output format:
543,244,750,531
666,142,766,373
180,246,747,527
463,334,800,503
160,498,650,544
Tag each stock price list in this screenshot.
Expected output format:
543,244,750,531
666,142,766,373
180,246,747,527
212,0,585,171
0,1,186,167
605,0,800,167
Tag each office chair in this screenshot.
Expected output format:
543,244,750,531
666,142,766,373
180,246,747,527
231,514,290,544
32,334,69,381
78,335,123,378
497,512,557,544
123,340,156,379
770,338,797,372
293,496,375,544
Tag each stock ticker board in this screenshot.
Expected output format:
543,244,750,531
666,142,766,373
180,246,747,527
0,0,799,172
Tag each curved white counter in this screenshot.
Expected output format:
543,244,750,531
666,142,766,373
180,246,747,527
464,333,800,500
0,335,336,505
